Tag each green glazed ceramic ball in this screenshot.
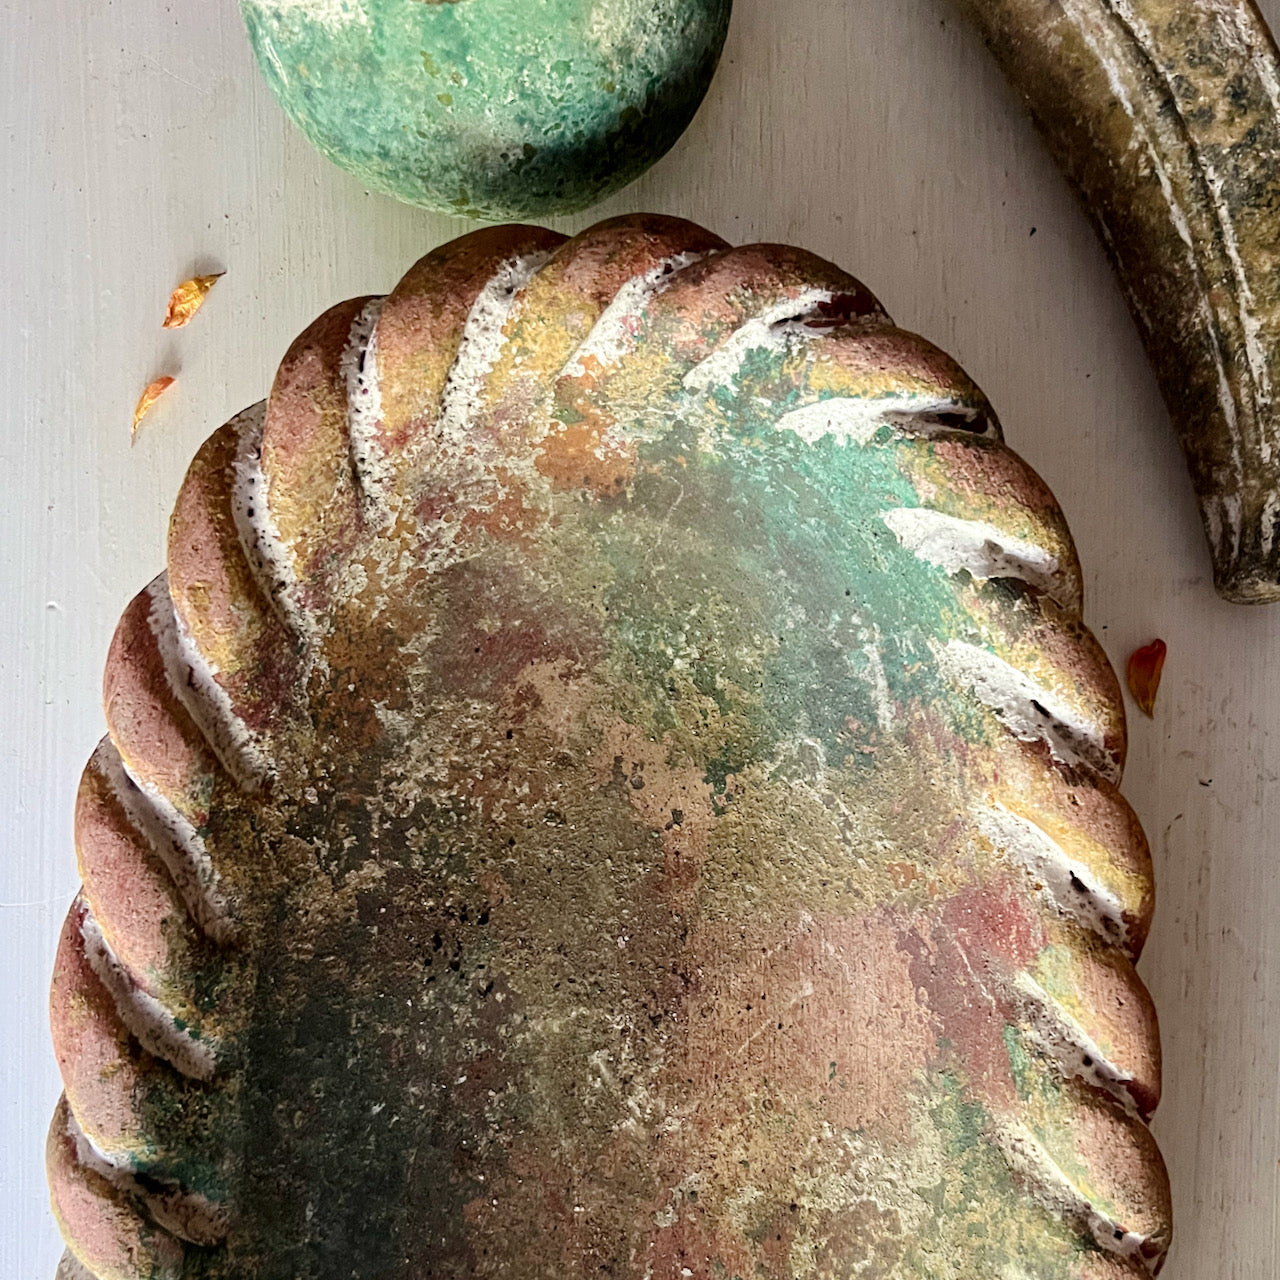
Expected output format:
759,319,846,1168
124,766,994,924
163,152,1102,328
240,0,732,219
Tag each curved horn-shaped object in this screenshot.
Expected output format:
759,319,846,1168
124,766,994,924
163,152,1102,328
959,0,1280,603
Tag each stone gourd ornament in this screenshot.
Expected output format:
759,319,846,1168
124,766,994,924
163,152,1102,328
48,216,1171,1278
238,0,731,219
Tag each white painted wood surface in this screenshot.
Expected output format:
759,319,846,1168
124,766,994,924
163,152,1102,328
2,0,1276,1273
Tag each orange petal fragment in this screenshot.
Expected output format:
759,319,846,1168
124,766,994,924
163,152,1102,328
162,272,224,329
131,376,175,440
1126,639,1167,718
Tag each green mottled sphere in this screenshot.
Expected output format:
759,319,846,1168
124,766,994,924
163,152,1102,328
240,0,731,218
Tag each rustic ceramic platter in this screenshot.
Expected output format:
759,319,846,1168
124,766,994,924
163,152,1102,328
48,215,1169,1279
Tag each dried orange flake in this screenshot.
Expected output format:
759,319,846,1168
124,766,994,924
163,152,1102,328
1126,638,1167,718
131,375,175,439
162,272,224,329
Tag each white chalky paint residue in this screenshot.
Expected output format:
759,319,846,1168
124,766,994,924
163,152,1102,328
146,574,270,790
881,507,1070,608
81,749,221,1008
974,803,1128,947
66,1085,147,1165
437,251,555,451
774,395,898,447
993,1120,1159,1267
1205,167,1273,438
249,0,370,34
342,296,397,512
681,289,837,395
561,251,712,379
79,902,218,1080
1012,972,1139,1112
774,394,982,448
230,402,319,645
861,639,896,732
65,1106,229,1245
934,639,1116,781
1261,491,1280,560
1223,486,1243,543
586,0,697,67
407,250,557,574
98,739,232,944
1059,0,1136,121
98,742,231,942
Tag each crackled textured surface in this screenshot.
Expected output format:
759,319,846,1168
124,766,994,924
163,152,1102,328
239,0,730,218
48,215,1170,1278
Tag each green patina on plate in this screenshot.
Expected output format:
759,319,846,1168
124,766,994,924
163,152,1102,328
48,218,1170,1279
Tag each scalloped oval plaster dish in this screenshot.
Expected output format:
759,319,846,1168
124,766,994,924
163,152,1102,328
48,215,1171,1279
239,0,731,218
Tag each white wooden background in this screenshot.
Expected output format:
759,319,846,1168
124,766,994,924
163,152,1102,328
3,1,1277,1274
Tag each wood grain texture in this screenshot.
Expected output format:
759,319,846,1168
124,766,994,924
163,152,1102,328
0,0,1276,1275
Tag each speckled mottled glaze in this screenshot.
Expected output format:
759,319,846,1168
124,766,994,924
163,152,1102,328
48,216,1170,1279
239,0,731,218
959,0,1280,602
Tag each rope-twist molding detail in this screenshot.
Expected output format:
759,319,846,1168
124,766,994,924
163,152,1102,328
49,214,1171,1278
